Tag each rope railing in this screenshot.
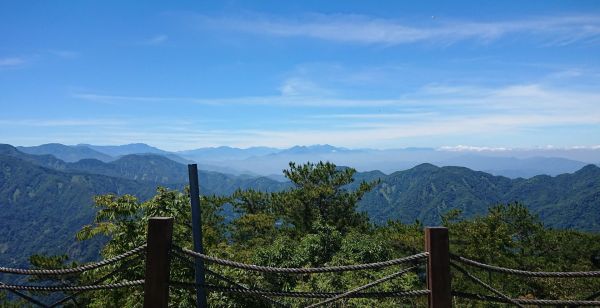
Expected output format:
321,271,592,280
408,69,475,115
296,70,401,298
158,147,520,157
0,246,145,307
451,262,525,308
169,282,430,299
175,246,428,274
0,281,50,307
48,254,145,308
453,291,600,306
6,218,598,308
0,279,145,292
450,260,600,307
451,254,600,277
306,265,419,308
170,251,289,308
0,245,146,276
171,247,429,306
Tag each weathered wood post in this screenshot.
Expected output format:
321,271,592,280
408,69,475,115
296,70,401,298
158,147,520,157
425,227,451,308
144,217,174,308
188,164,208,308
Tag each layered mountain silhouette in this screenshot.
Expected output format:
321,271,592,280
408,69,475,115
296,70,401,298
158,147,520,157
13,142,600,178
358,163,600,232
1,143,599,269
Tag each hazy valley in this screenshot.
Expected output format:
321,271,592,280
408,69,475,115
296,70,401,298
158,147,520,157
2,142,600,269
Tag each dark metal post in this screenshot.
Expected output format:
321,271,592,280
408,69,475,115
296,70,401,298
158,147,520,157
425,227,451,308
188,164,208,308
144,217,174,308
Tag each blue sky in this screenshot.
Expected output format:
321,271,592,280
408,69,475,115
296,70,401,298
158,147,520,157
1,1,600,151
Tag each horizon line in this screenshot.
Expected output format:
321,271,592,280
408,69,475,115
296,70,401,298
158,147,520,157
7,142,600,153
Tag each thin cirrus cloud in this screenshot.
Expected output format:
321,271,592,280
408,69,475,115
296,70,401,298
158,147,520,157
439,145,600,151
196,13,600,46
140,34,168,45
0,57,27,68
72,92,404,107
224,112,600,148
68,81,600,147
0,118,126,127
48,50,80,59
73,83,600,114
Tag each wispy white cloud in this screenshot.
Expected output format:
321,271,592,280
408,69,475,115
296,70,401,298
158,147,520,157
0,118,126,127
140,34,168,45
217,112,600,148
0,51,78,69
0,57,27,68
48,50,80,59
72,92,404,107
311,112,437,119
196,13,600,46
4,112,598,150
73,82,600,115
438,145,513,152
72,93,175,103
69,79,600,148
439,144,600,152
279,78,334,97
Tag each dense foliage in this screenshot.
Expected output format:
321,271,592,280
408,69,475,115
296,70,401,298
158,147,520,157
3,161,600,307
0,154,157,268
2,142,600,272
360,163,600,232
0,146,286,268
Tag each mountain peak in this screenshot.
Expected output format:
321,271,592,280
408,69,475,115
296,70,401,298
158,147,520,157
17,143,113,163
575,164,600,175
0,144,19,155
411,163,440,172
282,144,346,154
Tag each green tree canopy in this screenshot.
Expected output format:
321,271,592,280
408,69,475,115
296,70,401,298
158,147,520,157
5,162,600,307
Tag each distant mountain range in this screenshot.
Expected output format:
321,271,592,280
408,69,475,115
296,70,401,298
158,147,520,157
0,144,288,268
18,143,113,162
357,163,600,232
0,153,156,268
13,143,600,179
1,142,600,269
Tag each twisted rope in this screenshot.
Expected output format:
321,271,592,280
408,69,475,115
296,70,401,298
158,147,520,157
170,251,289,308
169,282,429,299
49,254,145,308
451,262,525,308
451,254,600,277
0,281,50,308
306,266,417,308
176,246,427,273
0,245,146,275
0,280,144,292
453,291,600,306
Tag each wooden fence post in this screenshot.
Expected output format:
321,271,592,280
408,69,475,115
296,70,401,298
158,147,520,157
144,217,174,308
425,227,451,308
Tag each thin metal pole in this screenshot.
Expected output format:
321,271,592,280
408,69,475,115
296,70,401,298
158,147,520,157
188,164,208,308
143,217,174,308
425,227,452,308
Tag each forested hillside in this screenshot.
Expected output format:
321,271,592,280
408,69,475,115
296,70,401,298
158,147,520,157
0,155,157,267
17,143,113,163
359,163,600,231
3,162,598,307
0,146,286,267
2,144,600,273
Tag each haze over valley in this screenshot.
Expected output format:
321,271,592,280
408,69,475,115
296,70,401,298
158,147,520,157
2,1,600,305
2,142,600,269
16,142,600,179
